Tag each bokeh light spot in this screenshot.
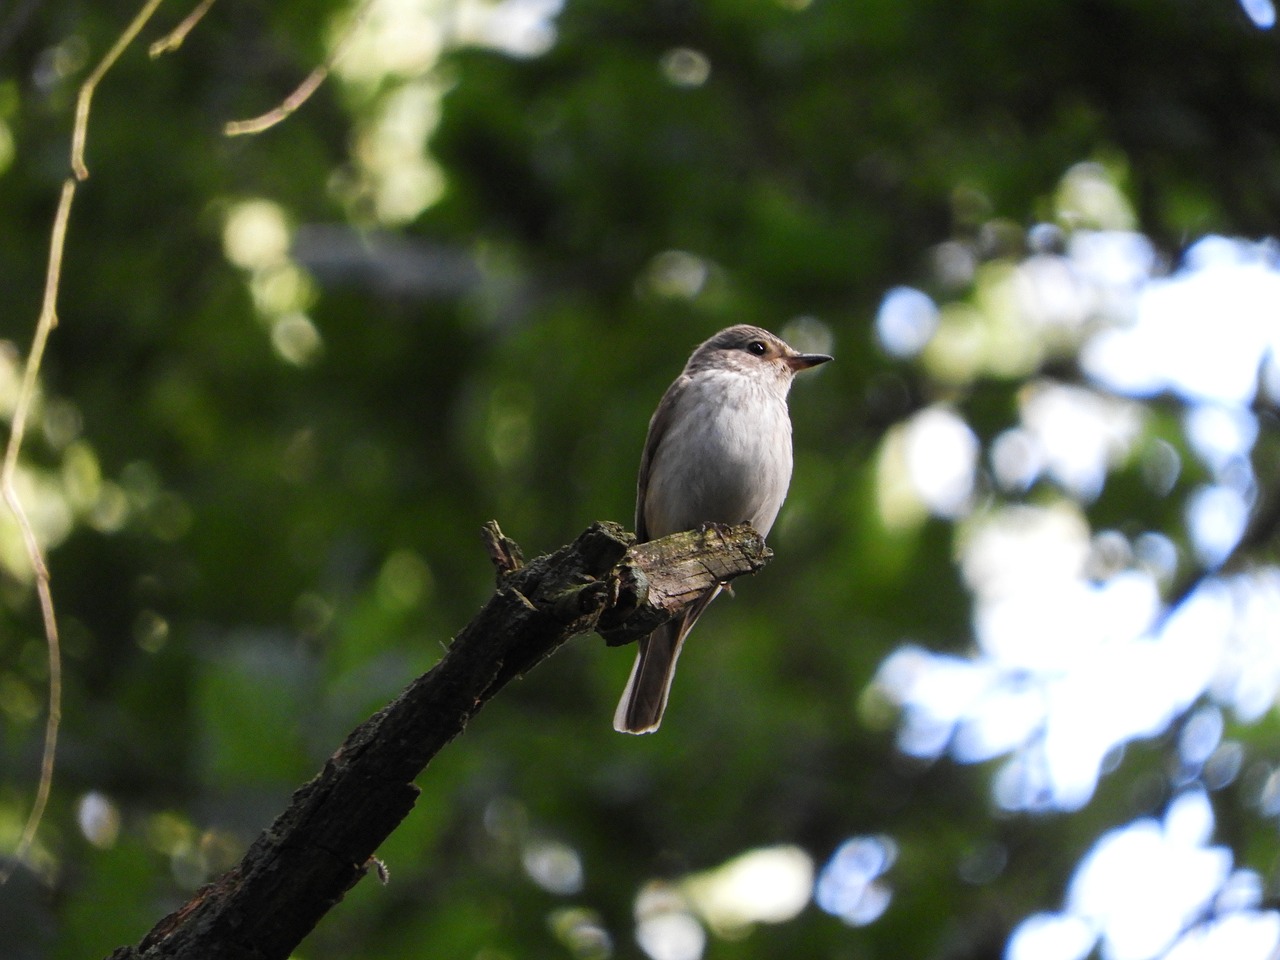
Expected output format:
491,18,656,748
1239,0,1277,27
660,47,711,87
814,835,896,927
682,845,813,934
223,199,290,270
522,837,584,895
271,313,324,367
875,286,939,358
634,884,705,960
77,791,121,849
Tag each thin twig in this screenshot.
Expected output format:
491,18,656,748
149,0,216,58
223,0,369,137
72,0,168,180
224,63,331,136
2,0,170,883
0,177,75,884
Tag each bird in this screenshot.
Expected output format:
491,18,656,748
613,324,832,734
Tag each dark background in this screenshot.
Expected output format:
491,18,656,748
2,0,1280,957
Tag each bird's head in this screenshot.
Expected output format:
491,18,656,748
687,324,832,386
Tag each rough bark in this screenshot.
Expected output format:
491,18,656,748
105,520,770,960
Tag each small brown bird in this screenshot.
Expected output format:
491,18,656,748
613,325,831,733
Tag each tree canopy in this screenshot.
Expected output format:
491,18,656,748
4,1,1280,959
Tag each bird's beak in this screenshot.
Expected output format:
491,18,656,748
785,352,833,372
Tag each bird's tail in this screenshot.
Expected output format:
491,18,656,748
613,585,721,734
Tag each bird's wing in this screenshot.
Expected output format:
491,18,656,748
635,374,689,542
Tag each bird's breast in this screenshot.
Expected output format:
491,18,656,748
643,371,794,539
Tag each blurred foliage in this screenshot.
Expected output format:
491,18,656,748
0,0,1279,959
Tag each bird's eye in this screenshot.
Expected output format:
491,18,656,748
746,340,767,356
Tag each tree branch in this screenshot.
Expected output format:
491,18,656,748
105,520,771,960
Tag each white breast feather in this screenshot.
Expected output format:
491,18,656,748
643,368,793,539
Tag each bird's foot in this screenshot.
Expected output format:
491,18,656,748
697,520,736,536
